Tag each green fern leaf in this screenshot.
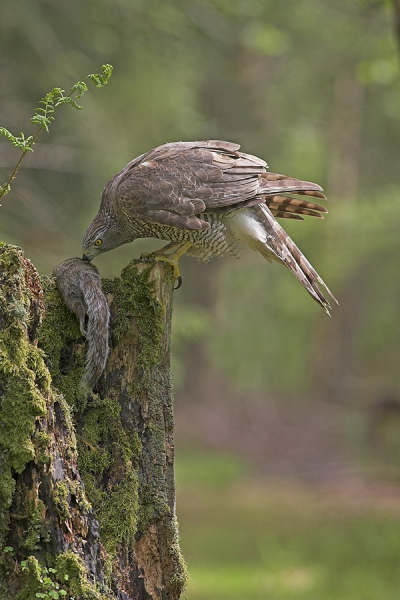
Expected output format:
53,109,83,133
0,127,17,143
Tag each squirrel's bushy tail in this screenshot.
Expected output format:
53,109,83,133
53,258,110,392
81,273,110,391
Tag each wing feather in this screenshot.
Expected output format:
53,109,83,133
101,140,327,231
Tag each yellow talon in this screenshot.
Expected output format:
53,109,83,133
143,241,192,287
153,254,181,280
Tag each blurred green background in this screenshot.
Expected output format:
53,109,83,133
2,1,400,597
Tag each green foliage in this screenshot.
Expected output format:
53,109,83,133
0,128,33,151
0,64,112,200
29,63,112,134
54,551,106,599
16,553,106,600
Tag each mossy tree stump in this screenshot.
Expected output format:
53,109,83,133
0,243,187,600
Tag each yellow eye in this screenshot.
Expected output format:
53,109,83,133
95,239,103,247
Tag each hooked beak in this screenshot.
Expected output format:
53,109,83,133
82,251,92,262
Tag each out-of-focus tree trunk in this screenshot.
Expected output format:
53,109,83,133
0,244,187,600
326,71,364,201
178,259,218,404
312,69,365,402
393,0,400,56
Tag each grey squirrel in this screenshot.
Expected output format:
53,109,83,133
52,258,110,391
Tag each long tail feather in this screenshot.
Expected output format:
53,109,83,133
259,172,327,199
228,204,338,314
253,204,338,314
266,194,328,220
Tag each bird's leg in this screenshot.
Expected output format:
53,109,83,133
149,241,183,256
142,241,193,287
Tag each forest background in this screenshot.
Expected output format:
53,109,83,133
1,1,400,598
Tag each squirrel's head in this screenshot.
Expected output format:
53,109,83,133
82,212,124,261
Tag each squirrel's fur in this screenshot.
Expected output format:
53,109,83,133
52,258,110,391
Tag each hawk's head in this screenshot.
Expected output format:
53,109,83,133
82,212,122,261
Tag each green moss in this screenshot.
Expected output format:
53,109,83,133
53,478,91,522
55,551,108,599
77,398,140,560
0,378,47,472
24,497,46,552
68,479,91,514
0,246,52,547
14,552,109,600
38,277,87,413
15,556,42,600
137,476,171,534
169,516,189,593
34,431,51,469
104,261,188,591
104,261,165,384
0,462,15,532
53,481,71,522
55,393,77,451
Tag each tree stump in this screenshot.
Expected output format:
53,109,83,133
0,243,187,600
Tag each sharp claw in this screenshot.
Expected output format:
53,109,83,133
174,276,182,290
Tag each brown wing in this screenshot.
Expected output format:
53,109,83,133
102,140,326,230
103,141,264,230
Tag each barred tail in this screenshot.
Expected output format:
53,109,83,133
260,172,329,221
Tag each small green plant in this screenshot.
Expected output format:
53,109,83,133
20,560,69,599
0,63,113,201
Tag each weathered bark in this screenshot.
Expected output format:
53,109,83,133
0,244,187,600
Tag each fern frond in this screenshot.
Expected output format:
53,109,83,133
0,127,16,143
86,64,113,88
30,114,54,132
55,96,83,111
70,81,88,98
0,63,113,201
14,133,34,151
0,128,34,151
72,64,113,99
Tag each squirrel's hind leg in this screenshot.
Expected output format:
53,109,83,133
75,303,87,337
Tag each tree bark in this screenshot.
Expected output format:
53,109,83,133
0,244,187,600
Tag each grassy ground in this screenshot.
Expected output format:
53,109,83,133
175,450,400,600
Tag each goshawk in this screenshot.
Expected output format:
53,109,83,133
83,140,337,313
